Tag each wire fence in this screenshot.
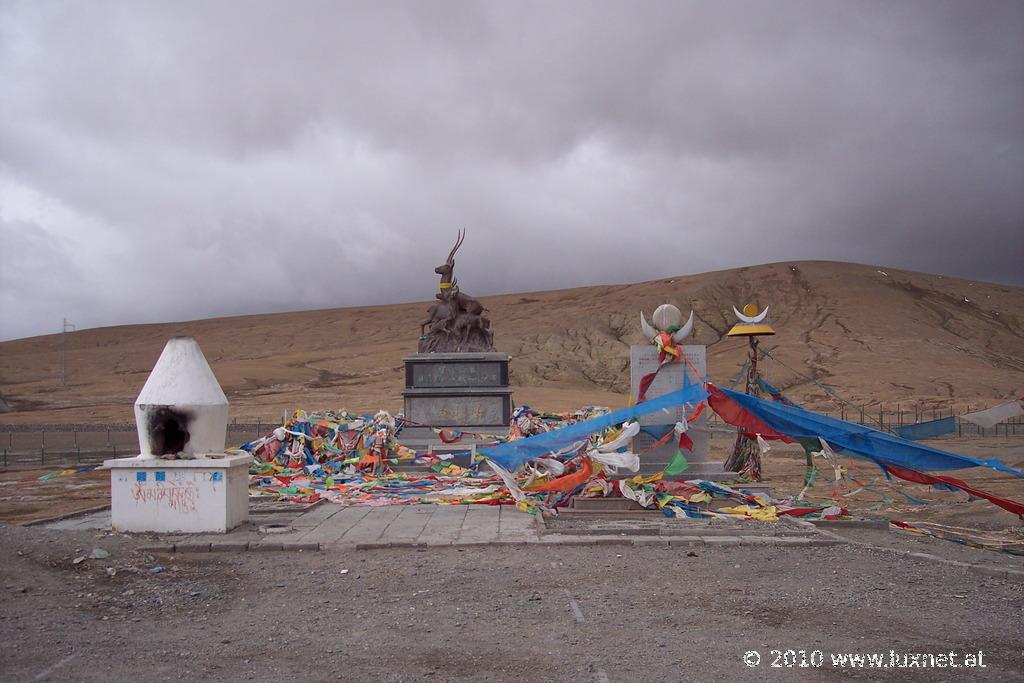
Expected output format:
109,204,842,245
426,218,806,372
0,421,274,468
1,408,1020,468
705,408,1022,438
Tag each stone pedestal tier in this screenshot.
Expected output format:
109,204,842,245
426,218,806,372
104,453,251,533
400,352,512,454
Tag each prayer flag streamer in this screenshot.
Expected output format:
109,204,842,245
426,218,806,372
480,384,708,470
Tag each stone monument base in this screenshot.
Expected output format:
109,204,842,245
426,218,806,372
634,433,740,479
399,352,512,456
103,453,251,533
630,344,739,479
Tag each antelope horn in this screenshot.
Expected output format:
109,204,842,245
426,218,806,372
671,310,695,343
733,304,769,324
640,311,657,340
447,228,465,263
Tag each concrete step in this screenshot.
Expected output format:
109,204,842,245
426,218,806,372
543,515,821,537
555,508,666,518
389,463,435,474
640,463,742,480
571,497,646,511
569,481,775,514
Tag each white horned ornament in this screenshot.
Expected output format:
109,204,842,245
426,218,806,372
639,304,695,363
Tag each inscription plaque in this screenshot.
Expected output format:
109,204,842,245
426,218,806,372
406,395,508,427
412,362,502,388
629,345,706,425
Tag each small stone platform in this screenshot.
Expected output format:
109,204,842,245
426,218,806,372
46,503,842,552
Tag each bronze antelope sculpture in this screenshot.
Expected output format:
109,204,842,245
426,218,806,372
418,230,495,352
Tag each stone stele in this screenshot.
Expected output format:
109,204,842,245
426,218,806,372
629,344,737,479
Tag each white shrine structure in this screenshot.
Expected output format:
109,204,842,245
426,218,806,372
103,336,251,533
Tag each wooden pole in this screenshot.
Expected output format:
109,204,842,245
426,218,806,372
745,336,759,395
726,335,762,480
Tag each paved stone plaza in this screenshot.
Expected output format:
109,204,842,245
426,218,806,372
48,503,842,553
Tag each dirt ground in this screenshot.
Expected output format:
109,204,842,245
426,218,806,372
0,524,1020,682
0,468,108,525
762,436,1024,530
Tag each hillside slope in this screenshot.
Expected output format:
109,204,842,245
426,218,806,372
1,261,1021,424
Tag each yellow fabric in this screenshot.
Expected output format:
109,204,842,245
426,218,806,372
629,472,664,485
727,323,776,337
600,427,623,445
719,504,779,521
654,331,681,358
681,492,712,504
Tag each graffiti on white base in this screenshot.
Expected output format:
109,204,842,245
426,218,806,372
132,481,199,513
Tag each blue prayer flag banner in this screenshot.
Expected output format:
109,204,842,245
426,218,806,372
894,416,956,441
715,386,1023,478
480,384,708,470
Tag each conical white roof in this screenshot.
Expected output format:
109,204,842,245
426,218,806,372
135,337,228,407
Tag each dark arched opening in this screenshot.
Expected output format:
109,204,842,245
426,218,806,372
148,407,191,456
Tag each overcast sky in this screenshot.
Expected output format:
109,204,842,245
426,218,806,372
1,1,1022,341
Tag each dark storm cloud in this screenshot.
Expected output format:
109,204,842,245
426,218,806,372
1,0,1022,340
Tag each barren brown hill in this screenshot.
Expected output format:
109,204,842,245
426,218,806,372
1,261,1022,425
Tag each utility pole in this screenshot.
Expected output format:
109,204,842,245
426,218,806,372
59,317,75,386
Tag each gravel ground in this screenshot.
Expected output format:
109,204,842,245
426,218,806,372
1,524,1021,682
823,524,1024,571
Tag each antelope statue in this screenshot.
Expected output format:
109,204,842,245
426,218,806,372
418,230,495,352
